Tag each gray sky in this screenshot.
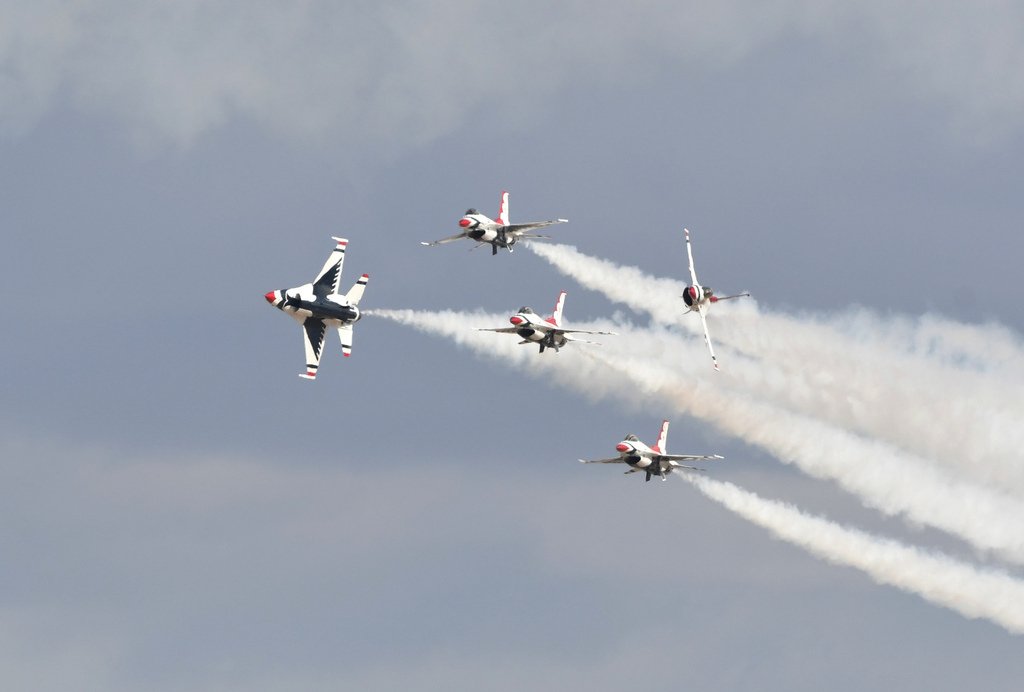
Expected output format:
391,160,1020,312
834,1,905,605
2,2,1023,690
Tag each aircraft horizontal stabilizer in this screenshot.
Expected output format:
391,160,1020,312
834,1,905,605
345,274,369,306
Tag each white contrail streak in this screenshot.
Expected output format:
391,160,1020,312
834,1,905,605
370,308,1024,564
527,241,1024,374
527,242,1024,493
684,474,1024,635
371,307,1024,632
587,344,1024,565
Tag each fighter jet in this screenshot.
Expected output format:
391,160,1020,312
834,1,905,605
264,237,368,380
681,228,750,371
477,291,615,353
579,419,723,482
421,191,567,255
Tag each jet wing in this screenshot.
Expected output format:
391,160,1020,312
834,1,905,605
684,228,700,287
421,232,469,247
579,457,626,464
505,219,568,235
562,334,604,347
559,329,618,336
312,237,348,297
662,454,724,462
697,304,719,371
716,292,751,302
300,317,327,380
476,327,521,334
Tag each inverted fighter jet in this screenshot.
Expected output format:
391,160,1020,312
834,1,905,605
477,290,615,353
681,228,750,371
264,237,368,380
579,419,723,482
421,191,567,255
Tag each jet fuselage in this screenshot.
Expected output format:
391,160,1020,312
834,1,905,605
265,286,361,324
616,441,656,469
460,214,515,248
508,311,567,349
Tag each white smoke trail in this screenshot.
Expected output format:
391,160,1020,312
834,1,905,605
373,306,1024,631
527,242,1024,493
684,474,1024,635
528,241,1024,375
370,308,1024,565
588,342,1024,565
816,308,1024,378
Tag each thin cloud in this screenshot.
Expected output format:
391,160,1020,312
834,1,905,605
2,2,1023,148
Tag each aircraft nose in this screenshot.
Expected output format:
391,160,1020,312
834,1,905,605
459,218,471,228
509,315,524,326
616,443,631,453
264,291,276,304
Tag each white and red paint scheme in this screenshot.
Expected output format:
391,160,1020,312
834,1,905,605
264,237,369,380
579,420,724,482
681,228,750,371
477,290,615,353
421,190,568,255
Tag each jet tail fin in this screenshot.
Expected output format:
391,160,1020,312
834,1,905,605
344,274,369,305
548,290,567,328
497,190,510,226
652,420,669,454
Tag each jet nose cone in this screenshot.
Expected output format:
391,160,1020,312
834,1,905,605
459,218,471,228
264,291,276,304
509,315,524,326
616,443,631,453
